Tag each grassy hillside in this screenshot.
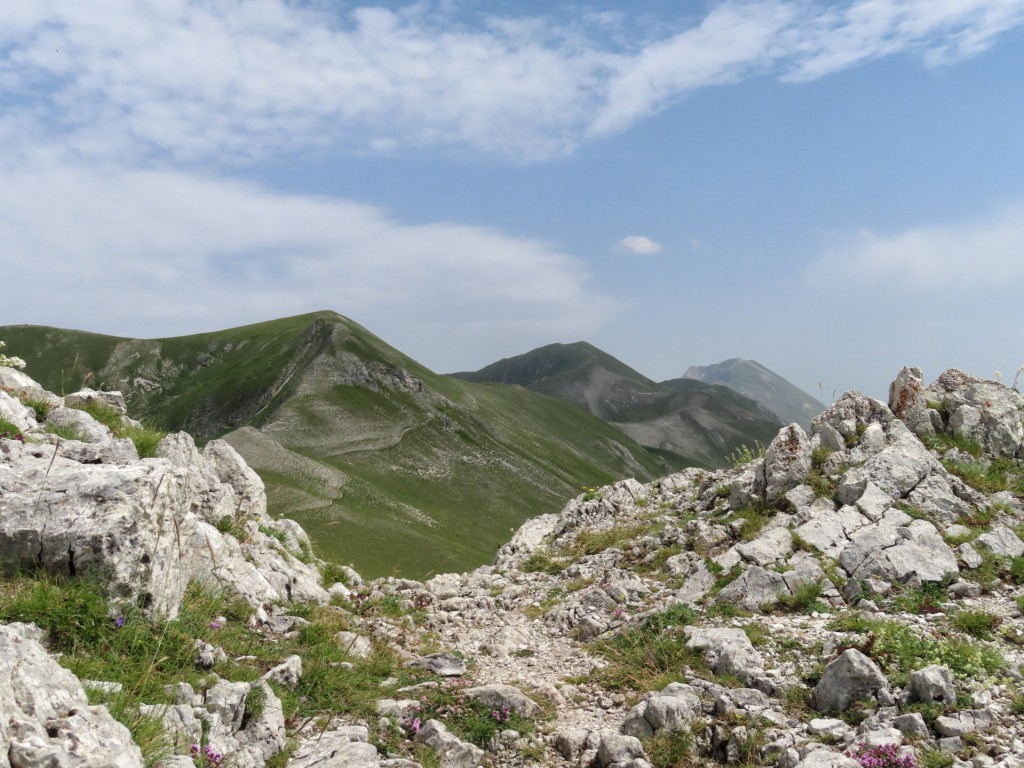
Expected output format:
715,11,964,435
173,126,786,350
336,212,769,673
0,313,676,578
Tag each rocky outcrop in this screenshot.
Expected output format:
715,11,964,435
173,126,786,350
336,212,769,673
2,363,1024,768
0,377,329,618
0,623,144,767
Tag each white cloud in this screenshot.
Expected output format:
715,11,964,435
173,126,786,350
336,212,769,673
617,236,664,255
806,202,1024,290
2,0,1023,163
0,160,621,365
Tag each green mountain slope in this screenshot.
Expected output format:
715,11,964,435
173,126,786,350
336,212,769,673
0,313,676,578
452,343,782,467
675,358,824,429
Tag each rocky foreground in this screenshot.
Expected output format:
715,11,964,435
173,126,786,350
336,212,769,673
1,365,1023,768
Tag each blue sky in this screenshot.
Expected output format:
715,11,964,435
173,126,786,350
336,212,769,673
2,0,1024,400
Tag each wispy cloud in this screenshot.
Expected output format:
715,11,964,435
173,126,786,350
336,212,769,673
0,161,620,363
617,236,664,255
3,0,1023,163
806,202,1024,290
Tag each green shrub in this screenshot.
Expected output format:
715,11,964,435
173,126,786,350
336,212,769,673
18,393,53,421
828,614,1004,685
643,729,694,768
319,561,352,586
951,610,1001,640
520,550,565,575
0,417,23,440
590,604,703,691
567,523,651,558
922,432,983,458
891,582,946,615
919,749,954,768
729,443,765,468
69,400,166,458
774,580,828,614
1010,694,1024,716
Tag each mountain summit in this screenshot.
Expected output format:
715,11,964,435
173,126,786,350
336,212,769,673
677,357,824,429
453,343,782,468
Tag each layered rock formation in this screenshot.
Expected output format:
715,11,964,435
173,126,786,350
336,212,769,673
1,365,1023,768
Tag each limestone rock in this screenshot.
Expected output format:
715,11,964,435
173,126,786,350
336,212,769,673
415,719,485,768
889,366,936,438
926,369,1024,457
0,390,37,433
622,683,701,738
736,527,792,566
336,631,373,659
934,709,994,737
405,652,467,677
715,566,787,612
260,655,303,689
975,526,1024,557
755,425,812,500
812,649,889,711
289,734,380,768
840,516,958,584
46,406,114,443
64,388,128,415
904,665,956,705
0,623,144,768
685,628,763,678
598,733,649,767
462,684,541,716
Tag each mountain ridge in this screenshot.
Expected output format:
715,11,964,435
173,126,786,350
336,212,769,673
0,312,678,578
452,342,783,467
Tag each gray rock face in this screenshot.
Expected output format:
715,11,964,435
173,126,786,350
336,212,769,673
934,709,994,737
925,369,1024,457
622,683,701,738
975,525,1024,557
792,748,863,768
46,406,115,443
756,424,812,500
415,719,485,768
289,733,380,768
0,398,330,618
893,712,930,740
839,515,958,584
812,649,889,711
889,366,937,438
405,652,467,677
715,566,788,612
838,422,939,501
0,623,144,768
685,628,763,678
462,684,541,716
64,387,128,415
336,631,373,659
736,527,793,566
904,665,956,705
598,733,649,767
0,391,37,433
905,471,972,523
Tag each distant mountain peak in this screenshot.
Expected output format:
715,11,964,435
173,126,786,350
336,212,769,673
453,342,782,467
676,358,823,429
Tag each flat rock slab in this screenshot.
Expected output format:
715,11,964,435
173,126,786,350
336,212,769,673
405,652,467,676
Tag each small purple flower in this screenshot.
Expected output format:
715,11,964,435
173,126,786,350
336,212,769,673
209,621,222,630
411,717,422,733
113,616,125,628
